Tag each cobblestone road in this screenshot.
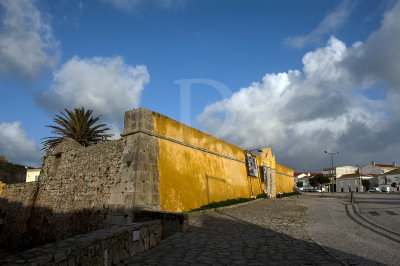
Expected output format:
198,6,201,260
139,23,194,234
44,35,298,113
122,197,341,265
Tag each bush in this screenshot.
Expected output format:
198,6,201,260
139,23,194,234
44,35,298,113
256,193,269,199
189,197,256,212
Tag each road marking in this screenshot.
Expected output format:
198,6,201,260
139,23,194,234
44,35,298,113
384,210,398,216
345,205,400,244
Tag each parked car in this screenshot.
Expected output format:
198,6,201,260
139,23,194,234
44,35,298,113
369,187,380,192
381,186,391,193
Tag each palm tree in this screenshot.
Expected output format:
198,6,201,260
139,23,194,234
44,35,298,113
41,107,112,150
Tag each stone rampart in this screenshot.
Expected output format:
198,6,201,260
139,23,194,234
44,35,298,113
0,182,39,250
0,158,26,184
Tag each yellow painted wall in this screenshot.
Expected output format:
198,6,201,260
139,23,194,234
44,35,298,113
26,169,41,182
153,113,264,212
275,163,295,194
0,181,5,196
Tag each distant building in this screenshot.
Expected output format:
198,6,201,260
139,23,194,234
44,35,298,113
322,166,353,192
294,172,321,191
361,161,398,175
26,168,41,182
370,168,400,192
336,173,374,192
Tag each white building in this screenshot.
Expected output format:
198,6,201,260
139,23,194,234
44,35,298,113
336,173,374,192
294,172,320,191
361,161,397,175
322,166,358,192
370,168,400,192
26,168,41,182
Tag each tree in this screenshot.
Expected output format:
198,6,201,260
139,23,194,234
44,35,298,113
309,177,319,188
41,107,112,150
316,175,331,186
296,181,303,188
391,182,397,188
362,179,371,191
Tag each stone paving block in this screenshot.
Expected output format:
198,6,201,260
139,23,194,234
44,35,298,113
122,198,342,265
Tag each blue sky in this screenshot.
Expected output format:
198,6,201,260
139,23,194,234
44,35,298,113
1,0,400,171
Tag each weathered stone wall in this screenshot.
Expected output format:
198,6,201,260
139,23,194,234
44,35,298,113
0,182,39,250
0,220,162,265
25,138,127,248
0,158,26,184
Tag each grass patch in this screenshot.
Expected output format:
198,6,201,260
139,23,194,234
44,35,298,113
189,197,256,212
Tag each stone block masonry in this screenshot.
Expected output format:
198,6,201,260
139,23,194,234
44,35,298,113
1,220,162,265
0,182,39,250
0,157,26,184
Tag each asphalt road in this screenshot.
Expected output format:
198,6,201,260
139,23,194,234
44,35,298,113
356,192,400,232
304,192,400,265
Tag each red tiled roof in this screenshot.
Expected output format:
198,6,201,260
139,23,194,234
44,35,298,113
339,173,373,179
375,163,397,168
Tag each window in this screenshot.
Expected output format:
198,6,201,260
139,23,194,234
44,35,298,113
34,175,39,181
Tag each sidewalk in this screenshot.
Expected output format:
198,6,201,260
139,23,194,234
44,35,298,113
121,197,341,265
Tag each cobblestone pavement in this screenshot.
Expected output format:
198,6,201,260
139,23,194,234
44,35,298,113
121,197,342,265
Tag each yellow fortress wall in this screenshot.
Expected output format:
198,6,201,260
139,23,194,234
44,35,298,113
275,163,295,194
122,108,294,213
153,112,264,212
0,181,5,196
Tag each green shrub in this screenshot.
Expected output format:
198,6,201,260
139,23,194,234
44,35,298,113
189,197,256,212
256,193,269,199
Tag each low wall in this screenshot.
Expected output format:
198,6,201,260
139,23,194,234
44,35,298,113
0,220,162,265
131,210,189,239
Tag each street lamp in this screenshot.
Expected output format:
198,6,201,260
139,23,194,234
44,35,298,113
324,151,339,192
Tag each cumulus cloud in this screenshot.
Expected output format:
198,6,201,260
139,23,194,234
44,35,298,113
0,0,59,80
0,121,41,166
284,0,354,49
198,1,400,170
36,55,149,135
103,0,187,12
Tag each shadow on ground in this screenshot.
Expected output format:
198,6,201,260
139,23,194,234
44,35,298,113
122,204,381,265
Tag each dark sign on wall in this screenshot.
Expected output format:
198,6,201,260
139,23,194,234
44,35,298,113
246,152,258,177
263,163,268,182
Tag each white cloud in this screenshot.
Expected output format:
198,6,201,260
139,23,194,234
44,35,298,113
199,1,400,170
0,0,59,80
36,55,149,133
0,121,41,166
102,0,187,12
284,0,353,49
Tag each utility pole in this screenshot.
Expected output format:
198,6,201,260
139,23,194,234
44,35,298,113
324,151,339,192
